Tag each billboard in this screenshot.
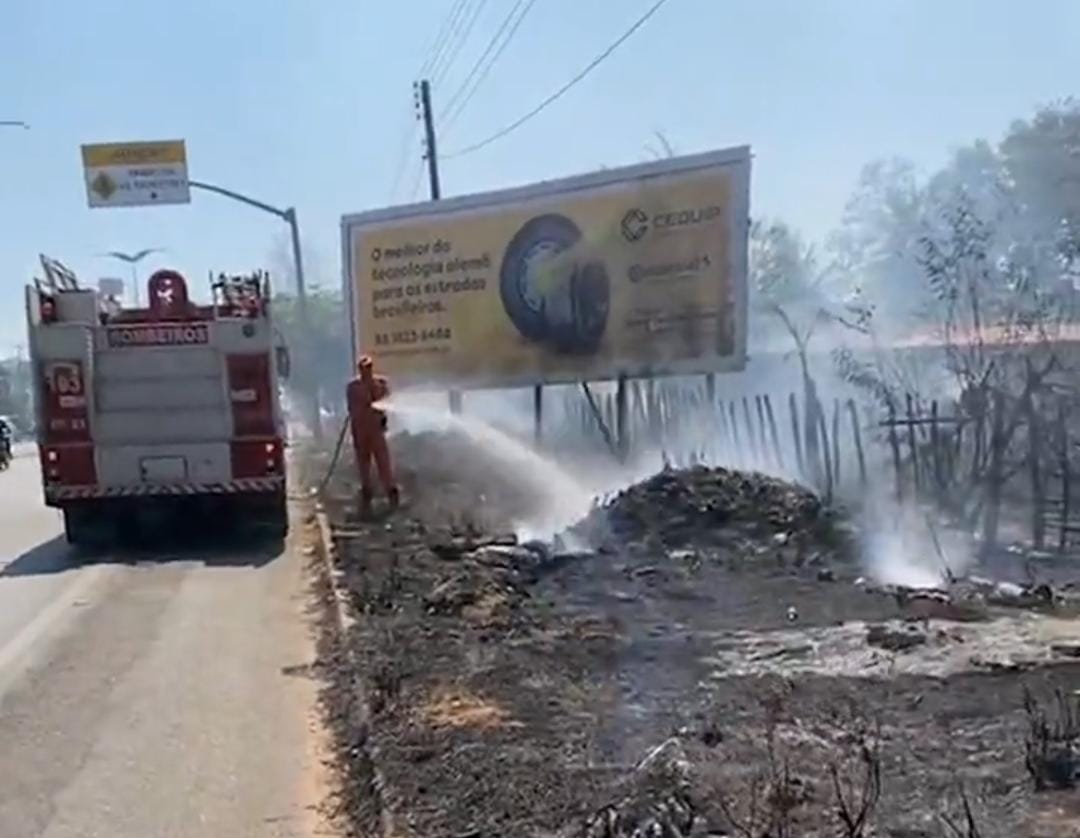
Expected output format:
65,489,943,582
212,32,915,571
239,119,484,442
342,146,750,389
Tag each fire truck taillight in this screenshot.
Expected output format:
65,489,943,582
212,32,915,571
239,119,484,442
44,449,61,480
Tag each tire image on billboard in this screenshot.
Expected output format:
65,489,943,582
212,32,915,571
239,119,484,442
498,214,610,355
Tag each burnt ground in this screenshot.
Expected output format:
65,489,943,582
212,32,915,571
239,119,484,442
315,429,1080,838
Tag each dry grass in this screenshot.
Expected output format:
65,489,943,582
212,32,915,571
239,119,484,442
419,687,522,731
462,591,513,625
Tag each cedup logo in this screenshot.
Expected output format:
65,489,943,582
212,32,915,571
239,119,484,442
620,208,649,242
621,204,725,242
654,205,725,231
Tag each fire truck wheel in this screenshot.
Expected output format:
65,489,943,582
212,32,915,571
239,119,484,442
246,491,288,543
62,507,110,551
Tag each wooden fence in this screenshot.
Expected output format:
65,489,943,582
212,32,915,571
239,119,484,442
556,378,871,503
879,393,1080,554
547,373,1080,554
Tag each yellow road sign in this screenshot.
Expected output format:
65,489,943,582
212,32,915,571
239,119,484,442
81,139,190,208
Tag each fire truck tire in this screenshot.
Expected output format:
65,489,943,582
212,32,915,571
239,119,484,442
246,490,288,542
62,507,110,550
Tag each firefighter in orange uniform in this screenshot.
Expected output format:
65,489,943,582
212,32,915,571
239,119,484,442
346,356,399,516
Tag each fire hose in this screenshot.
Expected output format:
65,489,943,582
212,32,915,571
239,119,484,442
315,416,350,497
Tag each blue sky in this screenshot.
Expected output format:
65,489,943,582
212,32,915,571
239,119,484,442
1,0,1076,353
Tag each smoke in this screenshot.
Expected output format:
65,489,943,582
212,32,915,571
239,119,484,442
861,500,975,589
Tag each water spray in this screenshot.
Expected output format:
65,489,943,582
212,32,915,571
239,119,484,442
381,396,595,540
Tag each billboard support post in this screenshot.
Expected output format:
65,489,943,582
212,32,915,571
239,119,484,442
616,375,629,461
533,384,543,445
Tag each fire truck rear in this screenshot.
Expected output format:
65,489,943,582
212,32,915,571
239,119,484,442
26,256,289,546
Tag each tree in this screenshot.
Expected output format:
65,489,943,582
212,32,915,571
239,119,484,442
751,220,869,487
265,233,352,419
273,289,351,417
823,101,1080,546
829,158,927,329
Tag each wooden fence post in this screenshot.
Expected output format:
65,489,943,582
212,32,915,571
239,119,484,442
717,399,729,448
906,393,920,493
818,407,834,501
888,400,903,503
981,391,1006,550
742,397,759,465
789,392,804,477
847,399,867,488
831,398,841,488
1059,404,1070,554
755,395,770,467
930,400,942,497
763,394,785,469
1027,393,1045,550
729,401,742,467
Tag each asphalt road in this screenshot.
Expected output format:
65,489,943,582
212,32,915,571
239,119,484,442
0,450,327,837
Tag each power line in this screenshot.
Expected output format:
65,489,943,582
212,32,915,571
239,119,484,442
387,0,467,202
438,0,528,124
443,0,672,159
441,0,538,131
431,0,483,85
422,0,472,78
432,0,491,86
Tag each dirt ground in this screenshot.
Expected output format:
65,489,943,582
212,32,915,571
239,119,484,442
314,429,1080,838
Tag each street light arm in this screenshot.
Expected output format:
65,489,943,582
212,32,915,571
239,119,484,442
186,179,288,220
185,176,320,438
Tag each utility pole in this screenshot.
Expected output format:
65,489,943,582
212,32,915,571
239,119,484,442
419,80,441,201
418,79,461,414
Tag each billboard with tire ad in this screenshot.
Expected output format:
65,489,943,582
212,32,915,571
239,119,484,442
342,146,750,389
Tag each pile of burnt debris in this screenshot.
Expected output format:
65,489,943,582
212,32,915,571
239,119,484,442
572,464,847,556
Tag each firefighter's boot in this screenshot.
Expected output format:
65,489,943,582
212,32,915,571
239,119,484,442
359,487,374,519
387,485,401,511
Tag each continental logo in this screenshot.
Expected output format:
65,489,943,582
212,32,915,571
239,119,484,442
620,204,725,242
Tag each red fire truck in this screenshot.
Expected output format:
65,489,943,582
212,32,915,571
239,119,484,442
26,256,289,546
